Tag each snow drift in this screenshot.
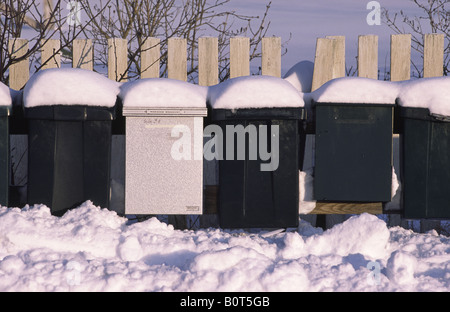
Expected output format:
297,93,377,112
0,202,449,292
283,60,314,93
0,82,14,107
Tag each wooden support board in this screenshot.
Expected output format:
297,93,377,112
311,202,383,215
203,186,383,215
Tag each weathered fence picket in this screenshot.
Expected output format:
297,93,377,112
390,34,411,81
423,33,444,78
262,37,281,77
168,37,188,82
73,39,93,70
230,37,250,78
8,39,29,90
108,38,128,82
140,37,160,79
358,35,378,79
198,37,219,86
311,36,346,91
40,39,61,70
326,35,346,78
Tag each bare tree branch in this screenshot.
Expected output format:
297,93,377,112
382,0,449,77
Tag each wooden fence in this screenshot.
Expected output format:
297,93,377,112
8,33,445,91
6,33,447,220
7,36,283,89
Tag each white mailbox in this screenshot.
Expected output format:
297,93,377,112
120,79,208,215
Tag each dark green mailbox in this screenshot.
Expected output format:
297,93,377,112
212,107,306,229
314,102,394,203
22,68,120,216
0,83,13,207
400,107,450,219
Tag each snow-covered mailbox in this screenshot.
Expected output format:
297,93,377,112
312,77,398,203
208,76,306,228
0,82,14,206
397,77,450,219
119,78,208,215
23,68,121,216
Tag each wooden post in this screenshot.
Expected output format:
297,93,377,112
423,33,444,78
326,36,345,78
262,37,281,77
390,34,411,81
167,37,187,81
108,38,128,82
44,0,53,22
141,37,160,79
41,39,60,69
73,39,93,70
311,38,335,91
230,37,250,78
8,39,29,90
358,35,378,79
198,37,218,86
313,203,383,215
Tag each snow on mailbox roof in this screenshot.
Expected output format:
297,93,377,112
397,76,450,116
311,77,401,105
208,75,305,109
119,78,207,108
23,68,121,108
0,82,13,107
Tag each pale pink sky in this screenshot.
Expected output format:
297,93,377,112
223,0,428,75
22,0,433,77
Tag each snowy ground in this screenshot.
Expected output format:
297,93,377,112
0,201,449,292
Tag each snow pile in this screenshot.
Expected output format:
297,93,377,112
1,202,449,292
23,68,121,108
208,75,305,109
299,169,316,214
311,77,401,104
283,60,314,93
119,78,208,108
397,76,450,116
0,82,13,107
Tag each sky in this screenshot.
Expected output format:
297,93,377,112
21,0,430,77
221,0,428,76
